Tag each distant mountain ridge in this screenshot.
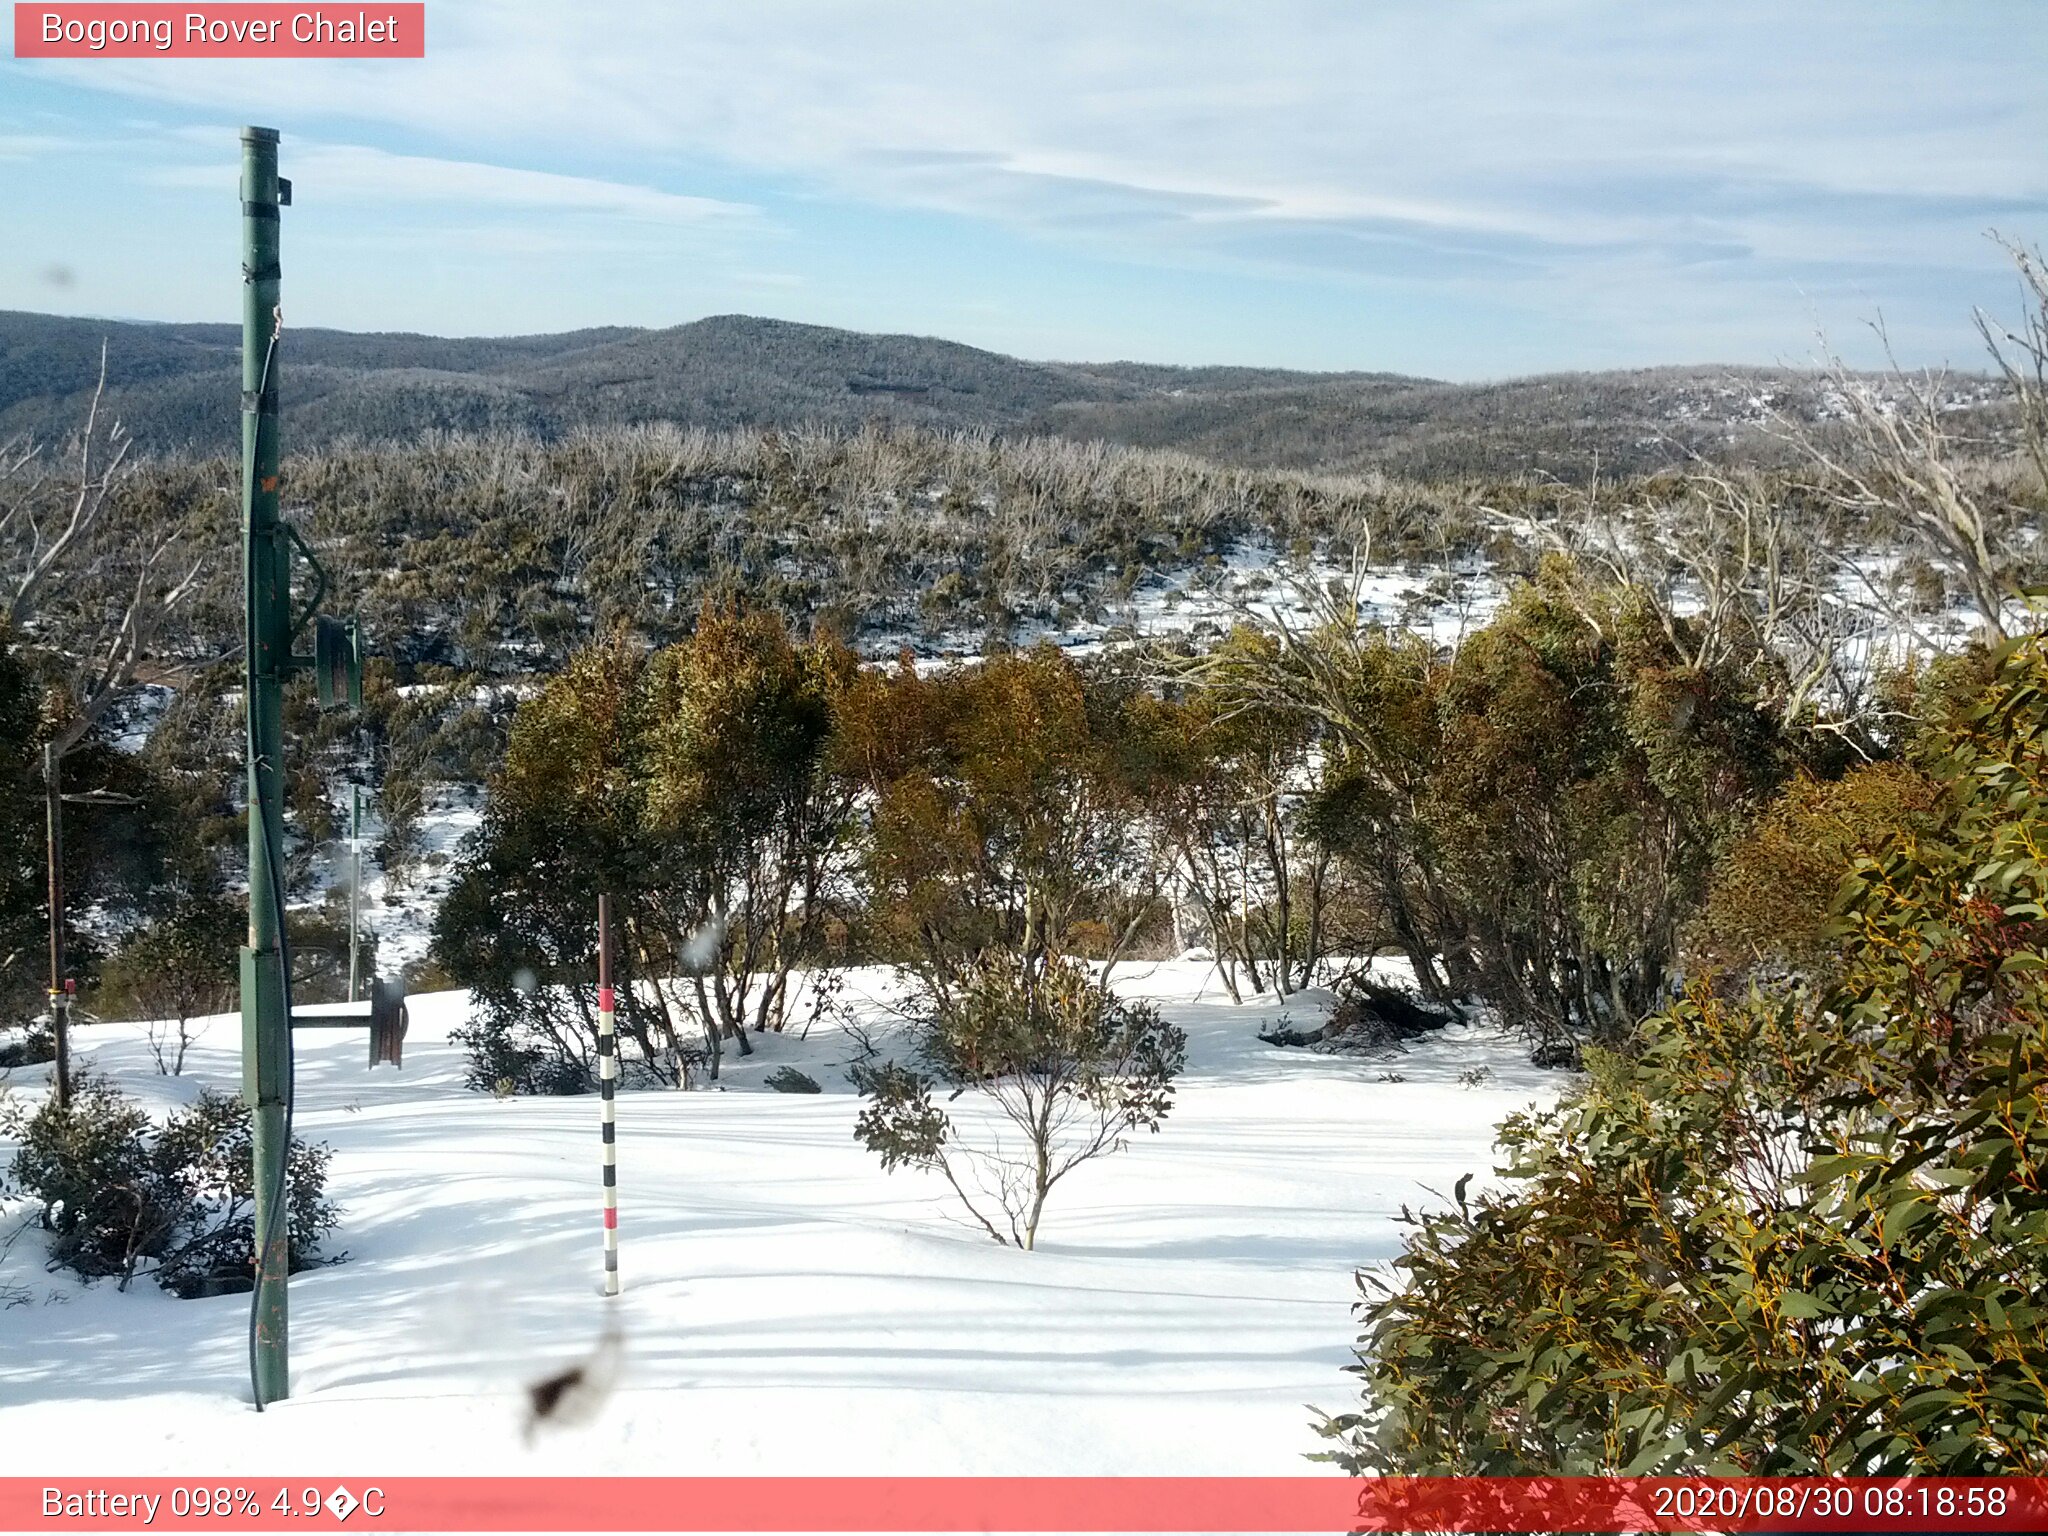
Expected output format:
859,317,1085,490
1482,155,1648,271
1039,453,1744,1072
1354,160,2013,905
0,308,1985,478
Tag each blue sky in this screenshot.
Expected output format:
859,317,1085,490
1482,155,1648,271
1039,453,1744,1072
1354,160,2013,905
3,1,2045,378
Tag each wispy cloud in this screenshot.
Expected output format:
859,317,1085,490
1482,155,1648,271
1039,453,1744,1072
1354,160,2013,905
149,142,760,227
9,0,2044,367
57,3,2045,266
0,132,85,159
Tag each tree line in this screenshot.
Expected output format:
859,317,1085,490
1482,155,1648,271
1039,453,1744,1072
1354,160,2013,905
429,535,1962,1092
5,244,2044,1074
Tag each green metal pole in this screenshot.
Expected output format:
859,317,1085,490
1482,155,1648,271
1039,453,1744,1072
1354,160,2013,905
239,124,291,1407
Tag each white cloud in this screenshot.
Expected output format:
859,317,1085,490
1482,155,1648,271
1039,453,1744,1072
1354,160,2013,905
44,3,2045,267
0,133,85,160
13,0,2044,363
146,142,759,226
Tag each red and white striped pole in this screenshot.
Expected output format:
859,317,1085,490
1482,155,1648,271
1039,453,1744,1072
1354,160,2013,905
597,893,619,1296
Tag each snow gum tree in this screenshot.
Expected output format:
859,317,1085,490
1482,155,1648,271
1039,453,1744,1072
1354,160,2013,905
1225,556,1791,1059
1319,633,2048,1474
1120,628,1332,1000
634,606,858,1071
434,608,856,1088
434,631,645,1091
1414,561,1786,1055
834,645,1155,993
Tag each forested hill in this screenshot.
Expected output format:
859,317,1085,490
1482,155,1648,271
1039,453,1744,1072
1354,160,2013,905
0,307,1983,478
0,309,1143,450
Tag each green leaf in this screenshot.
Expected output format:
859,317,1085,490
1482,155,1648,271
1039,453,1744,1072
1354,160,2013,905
1918,1165,1978,1187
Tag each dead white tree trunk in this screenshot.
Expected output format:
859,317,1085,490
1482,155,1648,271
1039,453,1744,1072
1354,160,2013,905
2,342,206,758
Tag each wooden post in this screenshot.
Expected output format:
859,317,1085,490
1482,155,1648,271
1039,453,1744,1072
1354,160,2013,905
43,742,70,1108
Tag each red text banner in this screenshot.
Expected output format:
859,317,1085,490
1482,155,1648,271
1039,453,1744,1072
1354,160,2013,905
4,1477,2047,1533
12,4,424,58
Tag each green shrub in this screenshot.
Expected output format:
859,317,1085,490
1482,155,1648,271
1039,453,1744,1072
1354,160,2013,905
1689,760,1943,979
763,1066,821,1093
0,1026,54,1068
856,956,1185,1249
93,890,241,1073
436,614,855,1090
4,1073,340,1295
1317,634,2048,1474
449,1006,592,1097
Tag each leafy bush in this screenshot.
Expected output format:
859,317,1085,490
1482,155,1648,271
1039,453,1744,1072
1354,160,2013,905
94,890,241,1073
1689,760,1943,979
855,956,1186,1248
436,613,855,1089
838,645,1156,990
1315,635,2048,1474
0,1026,54,1068
1273,559,1792,1061
4,1074,339,1295
763,1066,821,1094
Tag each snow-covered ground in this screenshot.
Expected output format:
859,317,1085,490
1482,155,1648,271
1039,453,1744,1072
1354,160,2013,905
0,960,1565,1476
873,543,1507,671
307,784,483,980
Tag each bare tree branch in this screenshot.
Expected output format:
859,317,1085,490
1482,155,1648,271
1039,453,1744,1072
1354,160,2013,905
8,342,132,629
1,338,207,763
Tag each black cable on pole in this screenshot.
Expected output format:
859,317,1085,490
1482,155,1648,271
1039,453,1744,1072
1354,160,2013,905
244,319,293,1413
247,784,296,1413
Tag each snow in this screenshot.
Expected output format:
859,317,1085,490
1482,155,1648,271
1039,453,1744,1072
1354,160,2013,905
866,542,1505,674
107,684,175,755
305,784,483,980
1110,544,1504,654
0,959,1565,1476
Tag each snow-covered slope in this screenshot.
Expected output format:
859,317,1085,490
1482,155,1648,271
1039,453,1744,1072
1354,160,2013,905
0,961,1563,1476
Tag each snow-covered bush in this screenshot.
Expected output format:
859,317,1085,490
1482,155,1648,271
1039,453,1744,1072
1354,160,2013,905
4,1073,339,1295
855,956,1185,1249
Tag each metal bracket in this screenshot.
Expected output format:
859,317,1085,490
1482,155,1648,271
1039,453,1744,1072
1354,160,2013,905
289,977,406,1068
282,521,329,644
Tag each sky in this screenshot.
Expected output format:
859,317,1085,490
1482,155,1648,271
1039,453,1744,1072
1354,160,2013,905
2,1,2045,378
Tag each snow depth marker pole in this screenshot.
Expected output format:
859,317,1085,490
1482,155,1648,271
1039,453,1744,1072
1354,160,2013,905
598,893,620,1296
